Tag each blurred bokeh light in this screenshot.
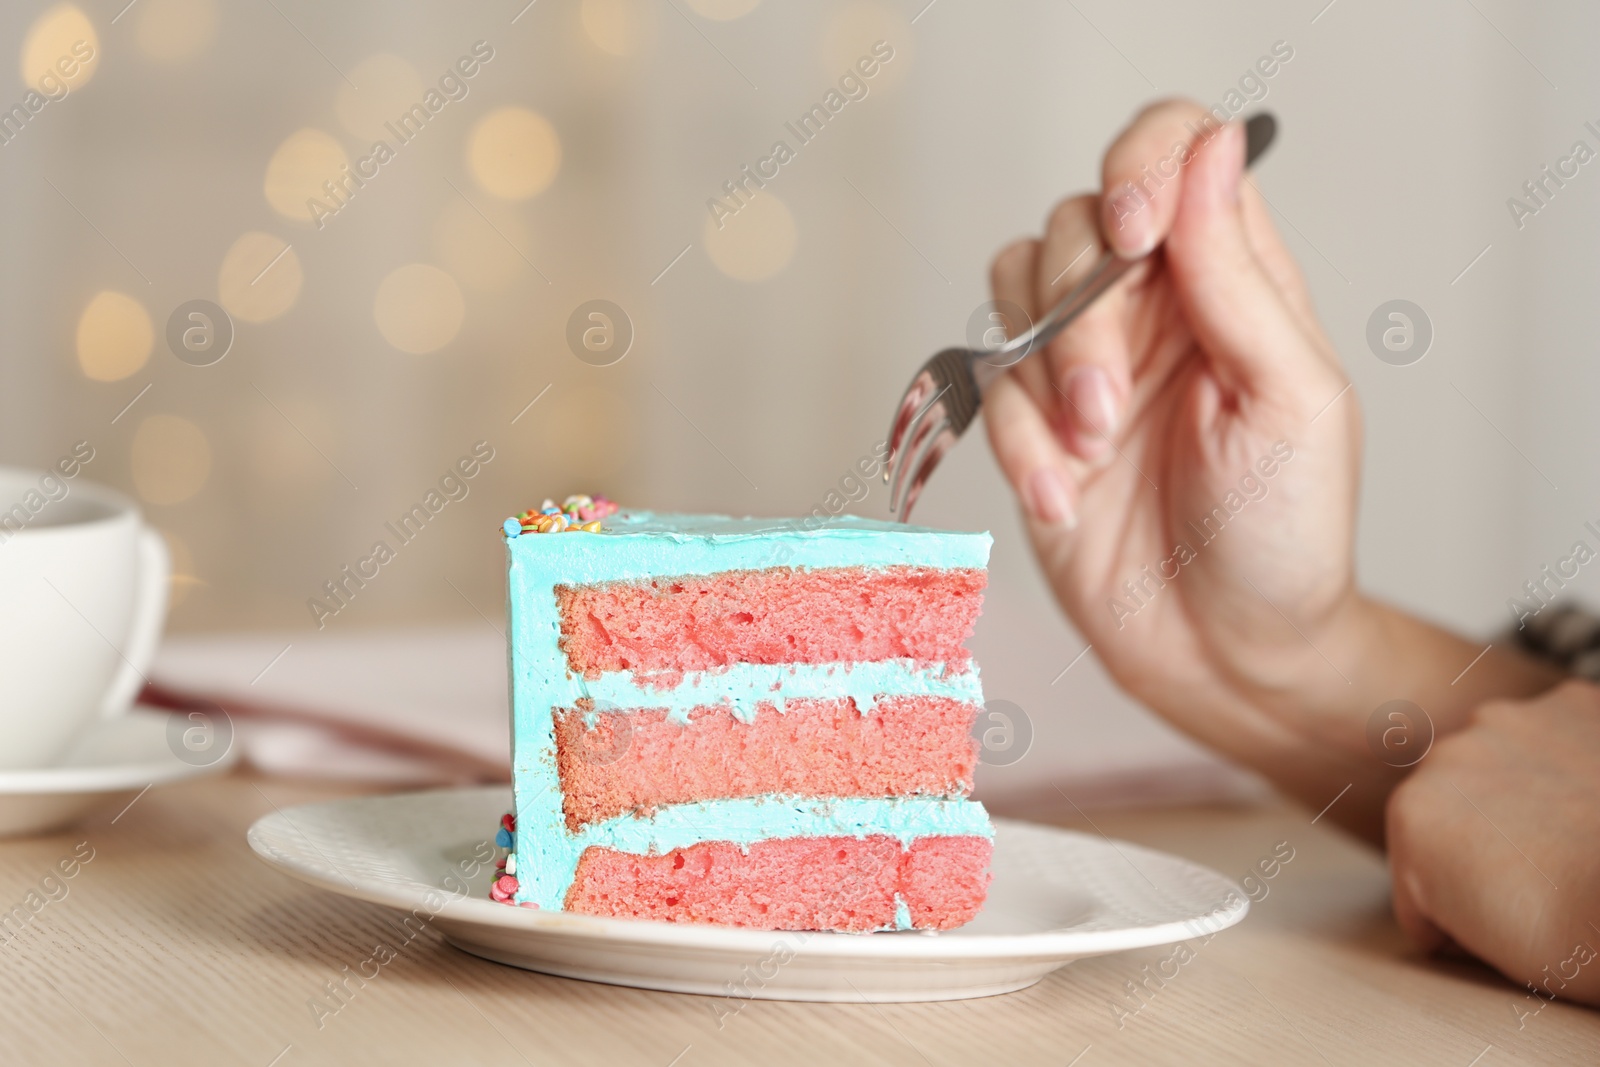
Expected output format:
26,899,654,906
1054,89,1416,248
337,54,425,143
579,0,656,57
247,399,336,492
537,385,635,483
19,3,97,93
131,415,211,506
684,0,761,21
75,291,152,382
703,192,797,282
263,128,349,223
217,232,303,324
133,0,218,64
467,106,561,201
373,264,465,354
821,4,910,89
160,528,201,607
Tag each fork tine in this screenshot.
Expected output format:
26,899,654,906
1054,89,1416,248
886,407,926,510
896,428,953,522
894,416,953,520
888,393,943,514
891,413,950,518
883,372,932,484
884,373,949,485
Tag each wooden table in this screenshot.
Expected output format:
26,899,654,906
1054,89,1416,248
2,773,1595,1066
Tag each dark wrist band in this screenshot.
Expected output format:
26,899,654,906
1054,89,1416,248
1504,603,1600,680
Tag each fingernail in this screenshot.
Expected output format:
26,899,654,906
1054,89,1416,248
1103,181,1155,257
1025,467,1076,529
1065,366,1120,456
1220,121,1245,203
1403,869,1428,913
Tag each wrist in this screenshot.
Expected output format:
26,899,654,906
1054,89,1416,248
1250,591,1565,757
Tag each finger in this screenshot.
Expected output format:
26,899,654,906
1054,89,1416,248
982,371,1077,530
1038,197,1105,303
1100,98,1215,258
1238,178,1324,346
1096,96,1302,304
990,237,1041,335
1164,120,1337,401
1389,853,1448,955
1385,777,1447,953
1385,770,1508,966
989,237,1056,414
1036,195,1129,463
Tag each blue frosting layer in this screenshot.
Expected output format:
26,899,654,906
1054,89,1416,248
575,659,983,724
504,509,993,923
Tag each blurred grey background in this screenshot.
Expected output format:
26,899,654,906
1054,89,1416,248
2,0,1596,802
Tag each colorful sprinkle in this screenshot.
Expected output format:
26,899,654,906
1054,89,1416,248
489,812,523,904
504,494,618,536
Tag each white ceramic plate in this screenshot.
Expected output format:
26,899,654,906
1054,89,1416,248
0,706,239,837
248,786,1248,1002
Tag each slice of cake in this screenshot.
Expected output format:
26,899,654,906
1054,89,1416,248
492,496,993,932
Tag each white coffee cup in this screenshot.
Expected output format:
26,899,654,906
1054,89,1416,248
0,466,169,770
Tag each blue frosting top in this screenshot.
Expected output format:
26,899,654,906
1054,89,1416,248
502,509,992,582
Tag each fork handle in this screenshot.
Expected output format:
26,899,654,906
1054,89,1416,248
979,251,1133,389
980,111,1278,390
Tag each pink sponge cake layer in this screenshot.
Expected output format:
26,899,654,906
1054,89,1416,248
556,565,986,675
554,696,981,830
564,835,993,931
899,835,992,930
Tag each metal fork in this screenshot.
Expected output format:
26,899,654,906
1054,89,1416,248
883,112,1278,520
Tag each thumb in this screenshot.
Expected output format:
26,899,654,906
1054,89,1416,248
1164,121,1329,399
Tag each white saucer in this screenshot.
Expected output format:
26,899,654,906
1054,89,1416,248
248,786,1248,1002
0,706,239,837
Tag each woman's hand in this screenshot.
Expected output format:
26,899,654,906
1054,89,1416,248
985,101,1365,790
983,100,1559,838
1388,681,1600,1006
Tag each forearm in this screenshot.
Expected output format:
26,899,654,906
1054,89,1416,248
1316,595,1565,745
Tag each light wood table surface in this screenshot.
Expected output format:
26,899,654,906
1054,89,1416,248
1,772,1595,1066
